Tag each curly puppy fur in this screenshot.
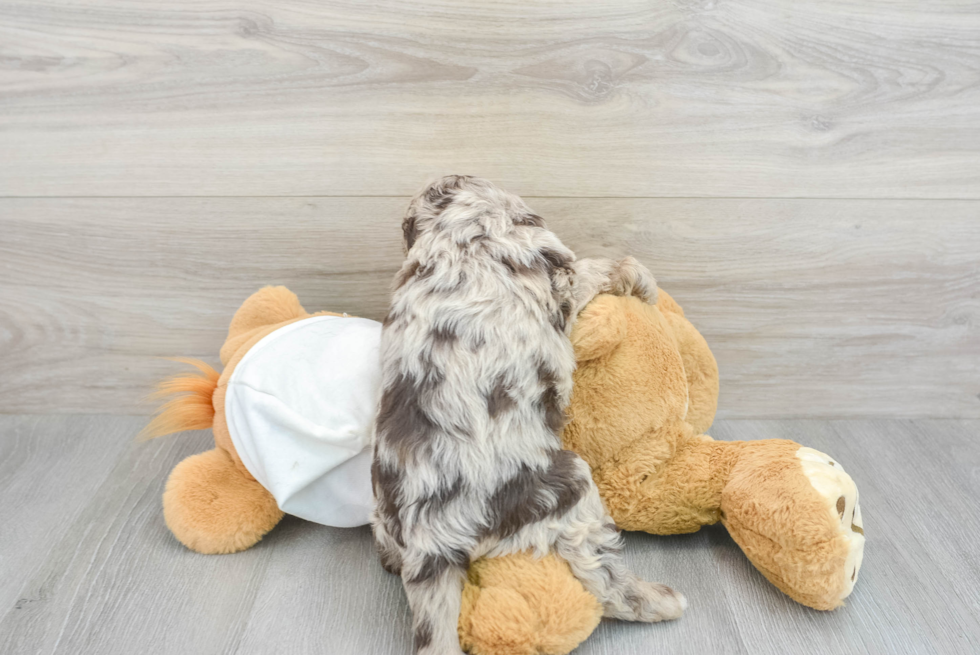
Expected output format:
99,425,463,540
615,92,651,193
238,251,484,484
372,176,686,654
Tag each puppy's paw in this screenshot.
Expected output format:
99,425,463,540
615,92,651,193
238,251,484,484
614,581,686,623
639,581,686,622
380,557,402,576
614,256,658,304
377,546,403,576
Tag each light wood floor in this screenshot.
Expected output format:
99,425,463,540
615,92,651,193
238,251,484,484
1,416,978,655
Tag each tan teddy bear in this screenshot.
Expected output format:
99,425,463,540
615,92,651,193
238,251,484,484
142,286,602,655
145,285,864,655
563,292,864,612
460,291,865,653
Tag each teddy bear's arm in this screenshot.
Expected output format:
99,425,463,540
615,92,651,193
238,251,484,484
653,290,719,435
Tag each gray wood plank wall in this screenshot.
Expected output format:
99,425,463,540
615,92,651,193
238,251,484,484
1,1,978,418
2,0,979,198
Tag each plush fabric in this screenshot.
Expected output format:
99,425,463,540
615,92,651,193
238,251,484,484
562,293,865,611
459,553,602,655
146,286,604,653
146,284,865,655
163,447,284,555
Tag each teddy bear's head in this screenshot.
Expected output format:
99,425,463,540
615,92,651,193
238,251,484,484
562,292,718,472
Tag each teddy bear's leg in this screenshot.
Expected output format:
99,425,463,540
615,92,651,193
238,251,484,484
795,447,865,591
593,424,732,535
458,553,603,655
599,432,865,610
722,441,866,610
163,447,284,554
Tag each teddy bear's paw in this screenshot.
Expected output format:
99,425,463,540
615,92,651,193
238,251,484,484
608,580,686,623
796,447,866,599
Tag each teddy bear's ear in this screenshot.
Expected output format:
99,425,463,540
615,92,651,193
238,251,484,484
571,295,628,362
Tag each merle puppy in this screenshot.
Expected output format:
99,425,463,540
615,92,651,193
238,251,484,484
373,176,685,654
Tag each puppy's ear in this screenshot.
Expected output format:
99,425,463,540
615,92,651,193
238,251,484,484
423,174,470,210
571,295,628,362
402,210,418,251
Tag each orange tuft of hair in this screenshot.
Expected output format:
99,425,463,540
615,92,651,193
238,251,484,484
139,358,220,441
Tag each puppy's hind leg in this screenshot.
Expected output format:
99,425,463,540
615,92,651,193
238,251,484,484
370,514,404,576
401,549,467,654
555,500,686,622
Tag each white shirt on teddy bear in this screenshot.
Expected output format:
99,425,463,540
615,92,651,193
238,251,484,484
224,315,381,528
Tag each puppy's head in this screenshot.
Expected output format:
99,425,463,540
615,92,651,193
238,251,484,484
401,176,544,254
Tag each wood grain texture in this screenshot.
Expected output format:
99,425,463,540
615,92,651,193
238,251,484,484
0,416,129,616
1,0,979,197
0,417,277,655
1,417,978,654
2,197,978,417
708,420,980,654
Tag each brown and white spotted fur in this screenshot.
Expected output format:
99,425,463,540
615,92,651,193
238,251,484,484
372,176,686,654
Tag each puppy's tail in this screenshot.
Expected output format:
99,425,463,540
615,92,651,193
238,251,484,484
138,358,219,441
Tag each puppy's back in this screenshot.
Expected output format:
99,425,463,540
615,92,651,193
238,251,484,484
378,176,577,473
